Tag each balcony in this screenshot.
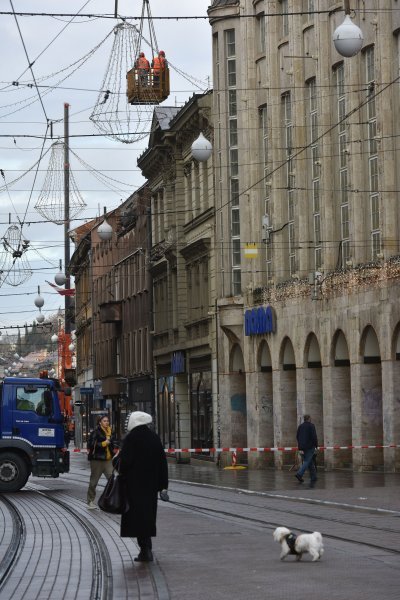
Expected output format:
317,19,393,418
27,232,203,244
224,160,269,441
99,301,122,323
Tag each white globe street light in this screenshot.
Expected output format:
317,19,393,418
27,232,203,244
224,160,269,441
333,14,363,58
34,286,44,308
36,312,45,324
55,260,67,286
191,133,212,162
98,207,113,241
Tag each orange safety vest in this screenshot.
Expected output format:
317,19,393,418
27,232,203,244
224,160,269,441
136,56,150,71
152,56,166,75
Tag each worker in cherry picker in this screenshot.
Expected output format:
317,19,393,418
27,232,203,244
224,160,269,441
152,50,167,86
135,51,150,86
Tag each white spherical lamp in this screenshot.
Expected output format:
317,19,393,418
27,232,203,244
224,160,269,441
191,133,212,162
98,219,113,241
36,312,45,324
51,334,59,343
34,294,44,308
333,15,363,57
55,271,67,286
68,343,75,352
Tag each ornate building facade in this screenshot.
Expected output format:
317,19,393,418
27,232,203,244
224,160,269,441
209,0,400,471
138,93,217,455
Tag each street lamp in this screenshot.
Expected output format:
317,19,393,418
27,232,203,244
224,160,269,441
34,286,44,308
191,133,212,162
55,259,67,286
333,1,363,58
97,207,113,241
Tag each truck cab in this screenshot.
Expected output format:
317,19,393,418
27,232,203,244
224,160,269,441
0,376,70,491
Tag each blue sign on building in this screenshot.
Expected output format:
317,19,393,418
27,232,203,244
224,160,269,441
171,351,185,375
244,305,275,336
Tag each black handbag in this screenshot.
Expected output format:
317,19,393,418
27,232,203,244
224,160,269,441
98,468,129,514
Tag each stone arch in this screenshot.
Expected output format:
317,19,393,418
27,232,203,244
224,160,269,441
330,330,352,468
359,326,383,469
230,343,245,372
228,344,247,460
278,337,297,466
303,333,324,465
254,341,274,465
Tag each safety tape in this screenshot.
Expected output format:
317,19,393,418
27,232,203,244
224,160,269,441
72,444,400,454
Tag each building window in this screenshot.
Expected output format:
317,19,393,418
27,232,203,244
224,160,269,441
226,28,241,295
282,92,296,276
259,105,273,281
365,46,380,259
281,0,289,37
334,63,351,266
307,78,322,270
257,12,266,54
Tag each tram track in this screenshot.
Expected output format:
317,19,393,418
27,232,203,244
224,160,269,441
0,485,170,600
0,490,112,600
168,487,400,556
0,497,25,592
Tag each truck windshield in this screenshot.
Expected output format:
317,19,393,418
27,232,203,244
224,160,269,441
16,387,53,416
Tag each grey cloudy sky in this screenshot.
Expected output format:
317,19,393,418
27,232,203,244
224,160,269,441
0,0,212,333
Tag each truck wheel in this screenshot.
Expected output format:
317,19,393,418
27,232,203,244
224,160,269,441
0,453,30,492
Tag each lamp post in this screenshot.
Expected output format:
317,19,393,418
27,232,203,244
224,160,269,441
333,1,363,57
191,133,212,162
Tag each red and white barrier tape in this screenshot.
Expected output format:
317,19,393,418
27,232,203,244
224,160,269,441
72,444,400,453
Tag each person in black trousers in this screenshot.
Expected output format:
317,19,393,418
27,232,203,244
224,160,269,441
295,415,318,488
118,411,169,562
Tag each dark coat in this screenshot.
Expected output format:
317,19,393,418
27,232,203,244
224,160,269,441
119,425,168,538
88,426,117,461
296,421,318,451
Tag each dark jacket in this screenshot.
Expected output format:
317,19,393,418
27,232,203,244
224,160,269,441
296,421,318,451
88,426,117,461
119,424,168,538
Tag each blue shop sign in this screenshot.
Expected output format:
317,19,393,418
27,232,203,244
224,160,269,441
171,351,185,375
244,305,275,336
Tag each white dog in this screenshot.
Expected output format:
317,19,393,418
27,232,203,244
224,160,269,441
273,527,324,561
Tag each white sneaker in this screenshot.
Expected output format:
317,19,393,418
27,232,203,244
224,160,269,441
87,501,97,510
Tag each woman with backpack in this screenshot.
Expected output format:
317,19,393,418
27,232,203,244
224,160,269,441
87,415,117,509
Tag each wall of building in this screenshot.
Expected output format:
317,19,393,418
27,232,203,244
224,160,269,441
209,0,400,471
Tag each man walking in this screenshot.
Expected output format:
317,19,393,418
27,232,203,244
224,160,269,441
295,415,318,488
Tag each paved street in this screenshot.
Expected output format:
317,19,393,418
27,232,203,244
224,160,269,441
0,453,399,599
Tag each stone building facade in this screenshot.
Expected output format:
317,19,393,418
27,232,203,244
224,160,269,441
70,185,153,438
209,0,400,471
138,93,217,455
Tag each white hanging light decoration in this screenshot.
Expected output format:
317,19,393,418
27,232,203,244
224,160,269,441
34,286,44,308
98,207,113,241
36,312,45,324
55,259,67,286
333,14,363,57
68,343,75,352
51,334,59,343
191,133,212,162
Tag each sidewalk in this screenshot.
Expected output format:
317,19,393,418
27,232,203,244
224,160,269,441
166,456,400,513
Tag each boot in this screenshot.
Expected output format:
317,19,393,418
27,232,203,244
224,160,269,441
135,537,153,562
134,547,153,562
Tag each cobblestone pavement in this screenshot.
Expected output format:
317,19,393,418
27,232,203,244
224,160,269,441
0,452,399,600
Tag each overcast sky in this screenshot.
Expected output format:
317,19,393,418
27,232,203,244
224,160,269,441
0,0,212,337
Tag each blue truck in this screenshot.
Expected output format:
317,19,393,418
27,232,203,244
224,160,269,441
0,376,70,492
